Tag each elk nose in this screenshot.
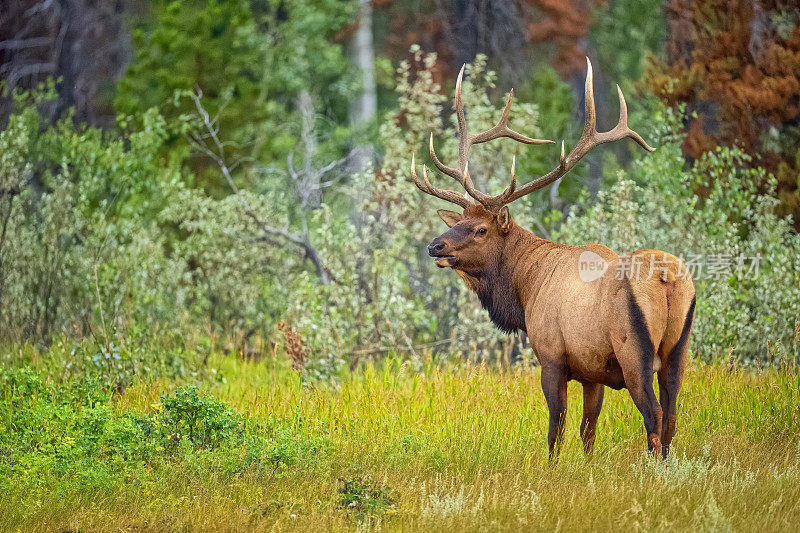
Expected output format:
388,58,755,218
428,240,446,256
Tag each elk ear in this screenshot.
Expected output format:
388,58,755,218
437,209,462,228
497,206,512,234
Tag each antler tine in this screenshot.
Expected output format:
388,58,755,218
410,154,471,209
471,90,554,146
508,155,516,196
455,65,467,143
498,156,517,202
583,57,597,138
430,133,465,185
427,64,552,208
601,85,655,151
488,57,655,209
462,161,491,204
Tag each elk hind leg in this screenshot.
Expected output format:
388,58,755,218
580,382,604,457
616,295,663,458
657,296,695,458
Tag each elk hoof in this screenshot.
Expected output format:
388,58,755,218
648,434,662,458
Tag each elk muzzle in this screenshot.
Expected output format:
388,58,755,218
427,237,455,268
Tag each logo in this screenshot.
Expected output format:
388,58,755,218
578,251,608,282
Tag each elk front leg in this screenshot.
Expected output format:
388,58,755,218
580,382,604,457
540,363,568,461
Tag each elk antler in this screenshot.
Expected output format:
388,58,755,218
413,64,553,209
496,58,655,208
410,153,473,209
412,58,654,213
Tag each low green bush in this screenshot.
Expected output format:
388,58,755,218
0,366,322,495
339,474,398,524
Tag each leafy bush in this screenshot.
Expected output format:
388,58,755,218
156,385,241,449
0,366,144,491
0,365,323,495
0,85,182,342
0,86,292,344
339,474,398,523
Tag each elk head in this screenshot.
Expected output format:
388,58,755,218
427,204,512,271
411,58,654,271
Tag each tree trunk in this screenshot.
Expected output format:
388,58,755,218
455,0,478,71
349,0,377,126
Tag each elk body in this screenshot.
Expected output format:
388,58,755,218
412,59,696,459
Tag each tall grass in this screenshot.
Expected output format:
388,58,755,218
1,348,799,532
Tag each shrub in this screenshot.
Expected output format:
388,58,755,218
0,366,326,495
0,85,288,345
157,385,241,449
0,85,182,342
339,474,398,523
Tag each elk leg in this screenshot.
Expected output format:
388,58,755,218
657,372,676,459
540,363,568,461
580,382,604,457
658,346,689,458
657,297,694,459
624,370,662,457
615,340,663,458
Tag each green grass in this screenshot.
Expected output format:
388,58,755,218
1,348,799,532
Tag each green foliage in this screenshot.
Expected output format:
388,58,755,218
0,362,321,499
1,353,798,530
0,366,140,492
117,0,264,116
338,474,397,523
157,188,291,332
0,84,182,341
0,86,293,343
590,0,667,84
157,385,241,448
115,0,357,188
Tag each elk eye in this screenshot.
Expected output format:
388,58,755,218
477,227,487,236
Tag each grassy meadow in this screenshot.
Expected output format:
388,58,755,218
1,345,799,532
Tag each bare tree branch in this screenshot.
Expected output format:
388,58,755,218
3,62,56,85
188,88,336,285
0,37,52,51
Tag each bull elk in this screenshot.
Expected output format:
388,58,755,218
411,59,696,459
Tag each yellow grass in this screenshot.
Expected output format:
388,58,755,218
2,354,799,532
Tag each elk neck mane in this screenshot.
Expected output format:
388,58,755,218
455,225,547,335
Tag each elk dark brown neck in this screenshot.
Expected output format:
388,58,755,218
457,224,550,335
